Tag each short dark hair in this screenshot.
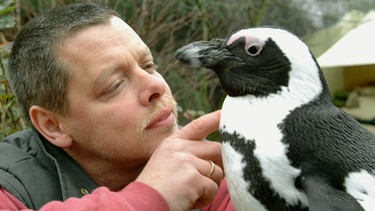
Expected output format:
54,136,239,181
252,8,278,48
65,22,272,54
8,3,119,124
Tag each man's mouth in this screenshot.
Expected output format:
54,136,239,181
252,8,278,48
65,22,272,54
146,105,175,130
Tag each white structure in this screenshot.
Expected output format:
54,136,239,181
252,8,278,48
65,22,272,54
318,11,375,68
305,10,375,133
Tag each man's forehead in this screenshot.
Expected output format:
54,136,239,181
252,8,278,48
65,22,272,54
110,16,152,55
110,16,137,36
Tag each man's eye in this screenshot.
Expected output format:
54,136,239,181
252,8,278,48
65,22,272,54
108,80,124,93
144,63,158,72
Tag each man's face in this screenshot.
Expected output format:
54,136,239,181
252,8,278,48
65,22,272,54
56,16,178,167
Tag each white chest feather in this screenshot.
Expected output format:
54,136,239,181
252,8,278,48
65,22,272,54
345,170,375,210
220,87,318,209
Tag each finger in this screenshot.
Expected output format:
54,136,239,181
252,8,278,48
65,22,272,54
203,160,223,186
176,110,221,140
193,157,224,186
170,140,223,168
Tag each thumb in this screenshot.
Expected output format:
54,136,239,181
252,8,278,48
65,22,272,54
176,110,221,140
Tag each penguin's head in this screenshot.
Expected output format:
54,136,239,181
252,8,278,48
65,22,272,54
175,27,324,98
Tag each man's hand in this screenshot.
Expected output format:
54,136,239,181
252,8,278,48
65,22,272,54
136,110,223,211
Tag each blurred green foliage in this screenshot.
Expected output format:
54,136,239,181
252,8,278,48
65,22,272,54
1,0,26,138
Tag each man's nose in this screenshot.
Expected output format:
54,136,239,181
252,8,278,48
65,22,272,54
137,70,166,106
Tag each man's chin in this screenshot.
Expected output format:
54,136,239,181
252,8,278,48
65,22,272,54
141,121,178,142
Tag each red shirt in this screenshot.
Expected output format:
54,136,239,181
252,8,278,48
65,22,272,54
0,179,234,211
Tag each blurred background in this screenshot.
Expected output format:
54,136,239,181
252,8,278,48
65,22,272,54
1,0,375,138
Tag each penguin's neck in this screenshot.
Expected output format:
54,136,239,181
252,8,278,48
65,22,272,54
221,92,288,140
220,83,320,139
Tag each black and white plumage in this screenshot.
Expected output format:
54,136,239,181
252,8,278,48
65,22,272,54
175,27,375,211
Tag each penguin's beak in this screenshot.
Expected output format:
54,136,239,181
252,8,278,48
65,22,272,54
175,38,231,68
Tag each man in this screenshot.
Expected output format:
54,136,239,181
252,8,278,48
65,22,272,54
0,3,234,211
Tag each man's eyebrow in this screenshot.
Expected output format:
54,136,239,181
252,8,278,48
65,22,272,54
142,47,152,58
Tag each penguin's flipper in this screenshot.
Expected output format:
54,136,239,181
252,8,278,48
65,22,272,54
301,175,364,211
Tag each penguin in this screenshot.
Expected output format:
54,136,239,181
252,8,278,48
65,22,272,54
175,27,375,211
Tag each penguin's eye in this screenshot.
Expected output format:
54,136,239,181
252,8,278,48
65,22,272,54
246,44,262,56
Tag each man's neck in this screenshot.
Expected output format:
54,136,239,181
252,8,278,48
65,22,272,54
87,164,144,191
64,148,145,191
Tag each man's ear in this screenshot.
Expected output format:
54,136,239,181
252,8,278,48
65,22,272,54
29,105,73,148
